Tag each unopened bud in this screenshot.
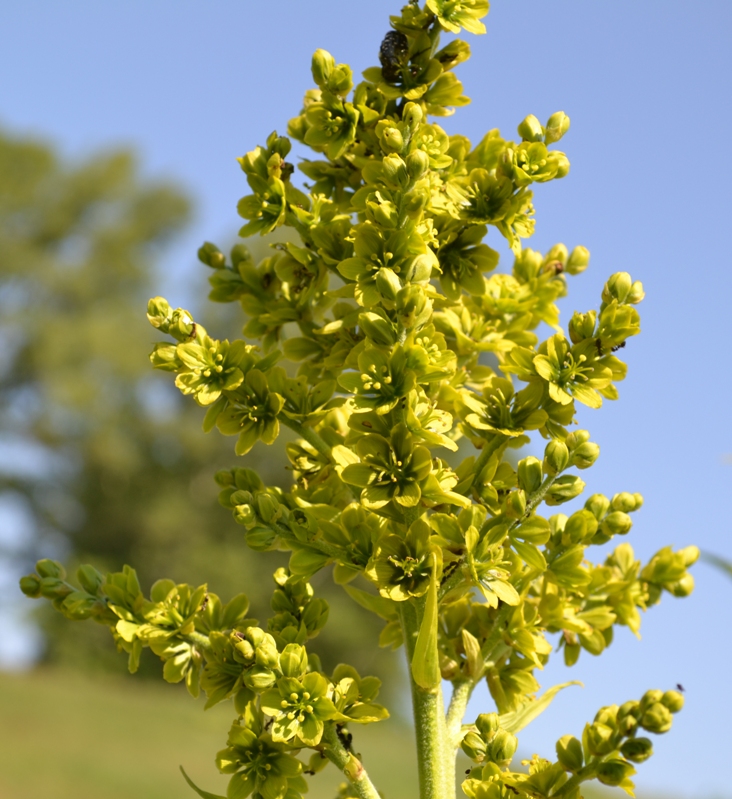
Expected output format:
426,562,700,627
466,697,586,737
641,702,672,734
197,241,225,269
661,690,684,713
566,245,589,275
621,737,653,764
568,310,596,344
382,153,409,187
381,126,404,153
19,574,41,598
406,149,430,180
517,114,544,142
585,493,610,520
517,457,543,493
544,111,571,144
403,102,423,130
602,272,633,305
571,442,600,470
487,730,517,765
670,573,694,597
77,564,104,595
597,759,636,787
544,440,569,476
36,559,65,580
256,493,280,523
311,49,335,88
626,280,645,304
461,731,487,762
610,492,638,512
545,475,585,506
602,511,632,536
556,735,584,772
544,243,568,268
475,713,500,739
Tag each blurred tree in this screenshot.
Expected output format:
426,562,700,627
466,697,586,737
0,129,396,689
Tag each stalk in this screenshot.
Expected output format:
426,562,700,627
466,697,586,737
321,724,381,799
400,601,452,799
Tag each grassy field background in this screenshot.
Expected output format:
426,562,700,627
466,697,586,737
0,668,665,799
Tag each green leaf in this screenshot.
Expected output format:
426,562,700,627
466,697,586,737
411,567,440,691
343,585,399,620
499,681,582,733
180,767,227,799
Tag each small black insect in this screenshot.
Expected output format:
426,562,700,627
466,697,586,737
611,341,626,353
336,724,353,752
677,683,685,693
280,162,294,182
379,31,409,82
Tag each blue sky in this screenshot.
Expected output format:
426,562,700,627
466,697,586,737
2,1,732,796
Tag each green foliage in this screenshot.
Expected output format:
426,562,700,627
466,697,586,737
20,3,697,799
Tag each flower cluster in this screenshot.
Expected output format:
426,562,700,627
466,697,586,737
22,4,696,799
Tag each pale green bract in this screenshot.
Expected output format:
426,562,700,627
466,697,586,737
20,3,697,799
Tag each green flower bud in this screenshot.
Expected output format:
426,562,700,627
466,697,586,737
661,690,684,713
230,243,250,268
517,114,544,142
381,126,404,153
556,734,584,772
564,641,580,666
62,591,96,620
545,475,585,506
19,574,41,598
475,713,500,739
518,456,543,493
146,296,173,330
311,49,335,88
243,666,277,693
565,429,590,449
585,493,610,520
197,241,225,269
570,442,600,470
568,310,596,344
602,272,633,305
256,493,280,524
670,573,694,597
553,153,570,178
507,488,527,518
544,243,568,268
563,510,598,544
641,702,673,734
39,577,72,600
627,280,645,304
641,689,664,708
461,731,487,762
403,102,423,130
602,511,632,536
679,545,699,566
487,730,518,765
406,149,430,180
544,439,569,476
36,559,65,580
544,111,571,144
620,737,653,764
279,643,309,678
382,154,409,187
77,564,104,595
585,722,615,756
610,492,638,512
597,758,636,787
373,269,402,304
565,245,590,275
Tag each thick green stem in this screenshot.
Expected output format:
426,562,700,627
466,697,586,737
321,724,381,799
400,601,452,799
185,630,212,653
